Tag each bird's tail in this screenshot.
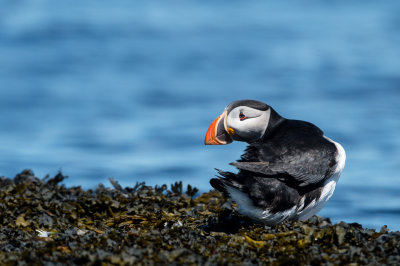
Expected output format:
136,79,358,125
210,169,245,197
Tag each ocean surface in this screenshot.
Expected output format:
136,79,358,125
0,0,399,230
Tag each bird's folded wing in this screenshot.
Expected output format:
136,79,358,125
230,159,327,186
230,162,275,174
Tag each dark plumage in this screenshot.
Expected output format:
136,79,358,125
205,100,346,225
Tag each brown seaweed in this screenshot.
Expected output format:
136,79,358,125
1,170,399,265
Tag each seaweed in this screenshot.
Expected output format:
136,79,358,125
0,170,399,265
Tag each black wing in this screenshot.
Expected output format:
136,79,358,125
231,120,337,187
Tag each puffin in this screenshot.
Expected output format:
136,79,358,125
205,100,346,225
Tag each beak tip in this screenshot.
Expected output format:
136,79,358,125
204,138,220,145
204,111,233,145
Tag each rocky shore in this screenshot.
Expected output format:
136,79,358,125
1,170,399,265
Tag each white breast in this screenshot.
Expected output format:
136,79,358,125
330,138,346,176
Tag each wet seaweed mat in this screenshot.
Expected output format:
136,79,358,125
1,170,399,265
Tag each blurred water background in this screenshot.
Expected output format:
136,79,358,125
0,0,399,230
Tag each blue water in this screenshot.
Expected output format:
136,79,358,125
1,1,399,230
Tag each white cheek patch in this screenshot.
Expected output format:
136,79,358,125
227,107,270,141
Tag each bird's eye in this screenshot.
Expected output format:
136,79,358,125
239,112,246,121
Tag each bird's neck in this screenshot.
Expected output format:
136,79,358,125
262,107,285,140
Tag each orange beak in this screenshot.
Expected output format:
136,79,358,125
204,111,233,145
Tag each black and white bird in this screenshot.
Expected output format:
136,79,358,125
205,100,345,225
